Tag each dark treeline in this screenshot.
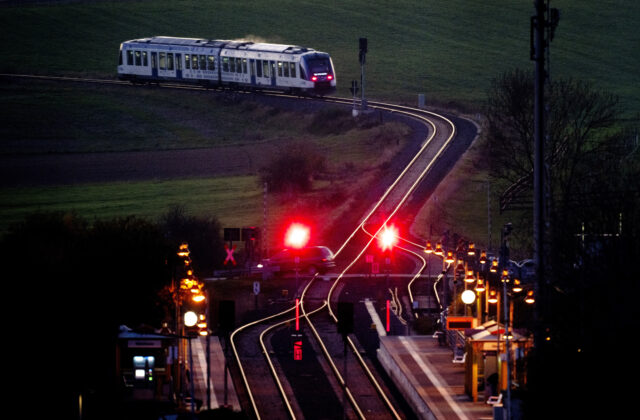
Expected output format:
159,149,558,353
485,69,640,419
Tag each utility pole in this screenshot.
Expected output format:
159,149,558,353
531,0,559,392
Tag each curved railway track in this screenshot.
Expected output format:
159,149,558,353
2,73,469,419
227,94,460,419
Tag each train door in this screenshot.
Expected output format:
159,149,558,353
249,59,256,86
175,53,182,79
270,61,276,87
151,52,158,78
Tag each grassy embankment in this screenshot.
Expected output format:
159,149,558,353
1,0,637,253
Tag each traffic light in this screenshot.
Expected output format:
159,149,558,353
284,222,310,249
378,225,398,252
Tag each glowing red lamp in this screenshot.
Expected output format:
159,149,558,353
378,225,399,252
285,223,310,249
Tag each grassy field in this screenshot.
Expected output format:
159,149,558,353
1,0,637,251
0,0,637,113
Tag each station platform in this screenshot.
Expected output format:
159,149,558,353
378,335,494,420
190,336,241,412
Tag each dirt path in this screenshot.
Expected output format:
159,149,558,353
0,144,278,187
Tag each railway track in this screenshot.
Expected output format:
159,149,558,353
3,73,466,418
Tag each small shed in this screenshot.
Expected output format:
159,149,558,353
464,321,533,402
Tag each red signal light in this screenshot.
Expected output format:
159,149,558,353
378,225,398,252
327,74,333,81
311,75,318,82
285,223,310,249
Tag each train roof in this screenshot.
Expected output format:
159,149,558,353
123,36,316,54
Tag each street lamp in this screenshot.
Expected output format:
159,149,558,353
461,289,476,305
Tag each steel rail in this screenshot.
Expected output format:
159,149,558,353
293,103,456,419
229,305,298,420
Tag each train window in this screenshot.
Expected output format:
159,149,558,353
277,61,283,77
135,51,141,66
176,54,182,70
159,52,166,70
151,52,157,69
256,60,262,77
230,57,236,73
185,54,190,69
127,50,134,66
167,53,174,71
290,62,296,78
199,55,206,71
222,57,229,72
208,55,215,71
142,51,148,67
236,58,243,73
284,62,290,77
192,55,198,70
262,60,270,78
242,58,248,74
299,64,305,79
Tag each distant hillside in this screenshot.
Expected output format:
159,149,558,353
1,0,638,113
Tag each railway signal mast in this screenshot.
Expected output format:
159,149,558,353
359,37,368,111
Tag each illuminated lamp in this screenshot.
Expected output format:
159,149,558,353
184,311,198,327
445,251,455,264
424,240,433,254
378,225,398,251
467,242,476,256
192,293,205,303
501,269,510,282
285,223,310,249
464,270,475,283
461,289,476,304
512,278,523,293
488,290,498,304
479,250,487,265
311,75,318,82
434,243,444,256
475,278,486,292
525,290,535,304
490,259,498,273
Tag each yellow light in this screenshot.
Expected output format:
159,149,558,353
445,251,454,264
434,243,444,256
525,290,535,304
488,290,498,304
467,242,476,256
479,250,487,265
490,260,498,273
192,293,205,303
512,279,523,293
424,240,433,254
464,270,475,283
475,278,485,292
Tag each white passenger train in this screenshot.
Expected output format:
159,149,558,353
117,36,336,95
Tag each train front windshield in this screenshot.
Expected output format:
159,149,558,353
307,58,332,74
